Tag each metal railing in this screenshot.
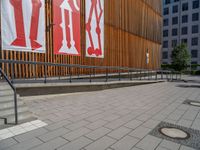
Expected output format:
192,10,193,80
0,68,18,125
0,59,181,84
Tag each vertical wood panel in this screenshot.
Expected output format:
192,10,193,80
1,0,162,78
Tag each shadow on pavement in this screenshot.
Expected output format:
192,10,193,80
176,84,200,88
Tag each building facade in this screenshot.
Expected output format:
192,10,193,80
162,0,200,66
0,0,162,78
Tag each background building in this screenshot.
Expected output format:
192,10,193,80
162,0,200,66
0,0,162,78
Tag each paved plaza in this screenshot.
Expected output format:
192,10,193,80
0,77,200,150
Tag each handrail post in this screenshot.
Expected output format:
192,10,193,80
106,68,108,82
140,70,142,80
93,68,95,77
166,72,168,80
44,64,47,83
14,89,18,125
78,67,80,78
171,71,173,81
69,67,72,83
155,70,158,80
34,64,37,80
11,63,14,83
58,66,61,80
89,68,92,83
130,69,132,81
119,68,121,81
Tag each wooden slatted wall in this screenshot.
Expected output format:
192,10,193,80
0,0,162,78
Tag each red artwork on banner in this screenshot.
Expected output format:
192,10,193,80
10,0,26,47
53,0,81,55
10,0,42,50
1,0,46,53
86,0,104,58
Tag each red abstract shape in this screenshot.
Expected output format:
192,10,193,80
86,0,103,56
53,0,81,55
30,0,42,50
10,0,26,47
10,0,42,50
53,0,63,54
64,10,71,48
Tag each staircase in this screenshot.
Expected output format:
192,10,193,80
0,69,36,128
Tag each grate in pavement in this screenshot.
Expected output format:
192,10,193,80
150,122,200,149
183,100,200,107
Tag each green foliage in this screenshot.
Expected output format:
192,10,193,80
161,64,173,70
171,43,190,71
161,64,200,71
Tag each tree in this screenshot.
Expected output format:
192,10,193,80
171,43,190,71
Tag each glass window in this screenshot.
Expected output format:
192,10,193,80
164,8,169,15
172,39,177,47
165,0,171,4
163,19,169,26
163,30,169,37
173,5,178,13
172,17,178,25
192,13,199,21
193,0,199,9
181,27,188,35
182,3,188,11
163,41,168,48
182,15,188,23
181,39,188,45
191,61,198,64
172,28,178,36
191,50,198,58
192,37,198,46
163,52,168,59
192,25,199,34
191,62,198,69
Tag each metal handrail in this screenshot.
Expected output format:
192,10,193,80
0,68,18,125
0,59,175,72
0,59,181,83
0,59,147,71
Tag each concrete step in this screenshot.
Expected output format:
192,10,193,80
6,112,35,124
0,95,20,103
0,85,11,91
0,90,14,96
0,95,14,102
0,83,36,125
0,100,24,109
0,119,5,126
0,105,28,117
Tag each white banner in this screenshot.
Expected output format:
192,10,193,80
86,0,104,58
1,0,46,53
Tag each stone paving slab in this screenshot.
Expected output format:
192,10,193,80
1,80,200,150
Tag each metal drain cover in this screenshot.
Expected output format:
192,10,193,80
189,101,200,107
150,122,200,149
183,100,200,107
159,127,190,139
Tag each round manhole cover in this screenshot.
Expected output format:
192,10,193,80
159,127,190,140
188,101,200,107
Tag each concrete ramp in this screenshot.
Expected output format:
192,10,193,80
16,80,164,97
